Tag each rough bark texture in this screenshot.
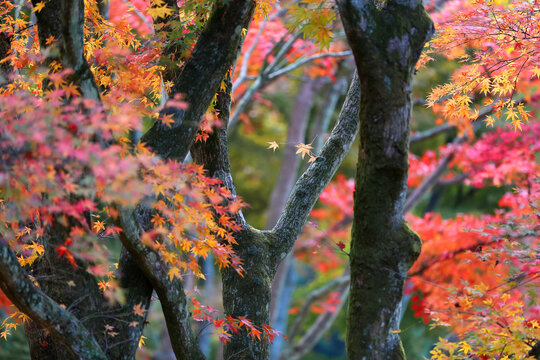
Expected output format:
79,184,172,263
0,241,107,360
190,72,361,359
141,0,256,162
191,75,274,360
270,73,361,264
0,31,12,87
336,0,433,359
117,206,206,360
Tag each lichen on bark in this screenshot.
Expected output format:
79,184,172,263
336,0,433,358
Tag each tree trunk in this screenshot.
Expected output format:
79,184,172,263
336,1,433,359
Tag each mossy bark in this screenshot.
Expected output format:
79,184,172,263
336,0,433,358
222,228,275,360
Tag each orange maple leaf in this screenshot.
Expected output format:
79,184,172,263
133,303,147,317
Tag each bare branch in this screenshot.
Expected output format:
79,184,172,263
404,152,456,213
281,280,349,360
270,72,361,265
233,17,267,92
116,207,206,360
286,271,350,342
0,241,107,360
119,0,154,33
410,123,455,144
267,51,352,80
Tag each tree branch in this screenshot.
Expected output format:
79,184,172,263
0,241,106,360
286,271,349,343
267,51,351,80
410,123,455,144
116,206,206,360
281,280,349,360
269,72,361,266
404,152,456,213
141,0,256,162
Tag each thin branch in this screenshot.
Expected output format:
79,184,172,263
282,281,349,360
410,123,455,144
408,238,500,278
119,0,154,33
233,17,267,92
229,32,302,128
270,72,361,266
0,241,107,360
267,51,352,80
404,151,456,213
286,271,349,342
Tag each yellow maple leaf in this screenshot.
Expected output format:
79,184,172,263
92,220,105,233
168,266,181,281
295,143,313,159
33,1,45,13
267,141,279,152
138,335,146,348
147,5,174,19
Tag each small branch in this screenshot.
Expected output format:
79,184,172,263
0,241,107,360
267,51,352,80
120,0,154,33
281,280,349,360
287,271,350,342
233,17,267,92
408,239,499,278
410,123,455,144
270,72,361,266
229,32,302,128
404,151,456,213
437,173,468,186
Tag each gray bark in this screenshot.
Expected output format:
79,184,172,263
336,0,434,359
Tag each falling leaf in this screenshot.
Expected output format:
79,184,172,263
295,143,313,159
33,1,45,12
133,303,147,317
267,141,279,152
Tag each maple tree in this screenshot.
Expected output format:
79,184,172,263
0,0,358,359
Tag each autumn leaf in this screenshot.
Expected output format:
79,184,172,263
133,303,147,317
161,113,175,128
138,335,146,349
151,213,166,228
61,83,81,98
33,1,45,13
267,141,279,152
295,143,313,159
92,220,105,233
147,3,174,19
